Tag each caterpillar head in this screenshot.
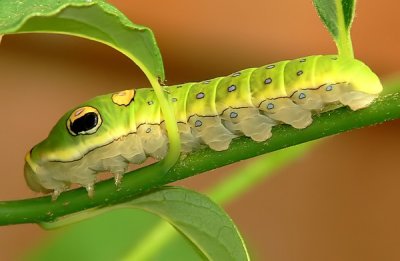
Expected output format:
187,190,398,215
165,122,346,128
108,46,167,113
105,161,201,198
24,92,135,195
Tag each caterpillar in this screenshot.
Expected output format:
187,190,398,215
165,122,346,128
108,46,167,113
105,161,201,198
24,55,382,197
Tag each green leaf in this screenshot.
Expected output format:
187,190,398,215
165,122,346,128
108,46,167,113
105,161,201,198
313,0,356,58
41,187,249,261
25,209,202,261
0,0,165,80
126,187,249,261
342,0,356,30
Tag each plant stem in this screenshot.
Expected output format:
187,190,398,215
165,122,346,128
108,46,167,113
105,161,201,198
0,82,399,226
335,0,354,59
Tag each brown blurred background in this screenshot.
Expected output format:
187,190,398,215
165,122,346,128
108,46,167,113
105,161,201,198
0,0,399,260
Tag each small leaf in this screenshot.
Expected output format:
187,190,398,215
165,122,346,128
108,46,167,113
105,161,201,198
127,187,250,260
342,0,356,30
0,0,165,80
313,0,356,58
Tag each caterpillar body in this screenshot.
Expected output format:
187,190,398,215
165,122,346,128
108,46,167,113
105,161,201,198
24,55,382,196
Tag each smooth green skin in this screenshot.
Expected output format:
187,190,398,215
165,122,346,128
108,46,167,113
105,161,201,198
30,55,381,166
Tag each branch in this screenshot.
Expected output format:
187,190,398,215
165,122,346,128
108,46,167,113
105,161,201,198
0,82,399,226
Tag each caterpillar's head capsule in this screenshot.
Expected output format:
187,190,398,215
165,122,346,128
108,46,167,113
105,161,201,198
23,93,135,195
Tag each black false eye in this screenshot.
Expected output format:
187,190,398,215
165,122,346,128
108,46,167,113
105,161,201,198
67,106,102,136
70,112,98,135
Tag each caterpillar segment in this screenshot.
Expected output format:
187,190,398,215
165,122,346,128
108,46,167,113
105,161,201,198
24,55,382,197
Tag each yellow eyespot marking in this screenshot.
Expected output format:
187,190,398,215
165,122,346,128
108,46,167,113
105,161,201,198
67,106,102,136
112,89,135,106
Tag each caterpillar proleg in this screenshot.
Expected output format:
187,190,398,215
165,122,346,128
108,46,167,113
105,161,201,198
24,55,382,196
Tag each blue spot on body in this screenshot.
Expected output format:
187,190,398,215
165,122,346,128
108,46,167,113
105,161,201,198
227,85,237,92
267,103,274,110
230,112,238,118
264,78,272,84
299,93,306,99
195,120,202,127
196,92,205,99
326,85,333,91
266,65,275,69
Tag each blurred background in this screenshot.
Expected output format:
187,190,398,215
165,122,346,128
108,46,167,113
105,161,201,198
0,0,399,260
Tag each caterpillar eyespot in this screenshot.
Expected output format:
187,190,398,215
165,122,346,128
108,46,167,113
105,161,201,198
66,106,102,136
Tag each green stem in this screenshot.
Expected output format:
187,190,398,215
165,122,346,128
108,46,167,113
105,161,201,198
0,82,399,226
335,0,354,59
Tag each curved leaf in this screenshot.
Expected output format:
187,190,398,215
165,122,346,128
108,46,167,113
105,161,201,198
127,187,249,260
0,0,165,80
25,209,202,261
41,187,249,261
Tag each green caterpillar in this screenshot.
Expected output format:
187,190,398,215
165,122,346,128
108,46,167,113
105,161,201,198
24,55,382,197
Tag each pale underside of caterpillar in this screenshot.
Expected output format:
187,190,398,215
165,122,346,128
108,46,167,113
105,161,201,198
24,55,382,197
